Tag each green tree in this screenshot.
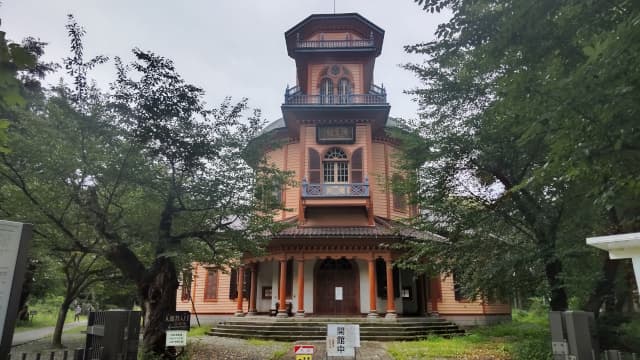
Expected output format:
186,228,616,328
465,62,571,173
399,0,640,311
1,16,285,355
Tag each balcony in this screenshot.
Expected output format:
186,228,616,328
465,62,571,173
302,179,369,198
295,38,375,50
284,84,387,105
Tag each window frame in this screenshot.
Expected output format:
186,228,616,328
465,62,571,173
203,268,219,302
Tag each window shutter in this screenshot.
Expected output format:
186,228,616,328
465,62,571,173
392,174,407,210
430,276,442,302
309,148,321,183
229,268,238,299
351,147,363,183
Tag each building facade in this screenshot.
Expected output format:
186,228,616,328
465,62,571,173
177,13,510,325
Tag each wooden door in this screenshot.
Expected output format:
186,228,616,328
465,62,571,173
314,258,359,315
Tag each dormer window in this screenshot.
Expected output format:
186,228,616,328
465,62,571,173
323,147,348,183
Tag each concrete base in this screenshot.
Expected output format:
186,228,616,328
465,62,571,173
234,311,245,317
247,311,258,316
367,312,379,319
295,311,306,318
442,314,511,327
384,311,397,319
276,311,288,318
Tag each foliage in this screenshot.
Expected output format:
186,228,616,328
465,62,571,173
387,311,550,360
597,313,640,353
398,0,640,311
14,296,82,332
1,15,287,355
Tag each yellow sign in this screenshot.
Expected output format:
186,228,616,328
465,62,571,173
296,355,312,360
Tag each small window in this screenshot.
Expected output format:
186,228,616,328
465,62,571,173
320,78,333,103
323,148,348,184
392,174,407,211
453,269,465,301
204,269,218,301
338,78,351,103
180,271,192,301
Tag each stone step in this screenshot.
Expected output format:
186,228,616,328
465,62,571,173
209,318,465,341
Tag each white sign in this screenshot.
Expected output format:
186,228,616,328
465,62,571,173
165,330,187,347
335,286,343,301
327,324,360,357
0,221,25,347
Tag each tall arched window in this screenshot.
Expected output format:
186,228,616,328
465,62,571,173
323,147,348,183
320,78,333,104
338,78,351,103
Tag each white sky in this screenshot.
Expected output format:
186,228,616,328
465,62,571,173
1,0,450,123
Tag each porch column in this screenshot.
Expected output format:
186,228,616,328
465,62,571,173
235,266,245,317
367,258,378,318
277,259,288,317
248,263,257,315
295,259,305,317
385,260,397,319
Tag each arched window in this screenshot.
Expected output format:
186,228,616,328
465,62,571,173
320,78,333,104
323,147,348,183
338,78,351,103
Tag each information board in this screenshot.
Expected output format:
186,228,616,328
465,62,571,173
0,221,32,358
326,324,360,358
165,330,187,346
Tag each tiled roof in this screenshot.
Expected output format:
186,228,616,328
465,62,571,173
275,217,446,242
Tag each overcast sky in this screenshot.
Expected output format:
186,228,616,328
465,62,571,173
2,0,449,123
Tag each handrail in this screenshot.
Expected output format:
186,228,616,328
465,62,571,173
301,179,370,198
296,39,375,49
284,93,387,105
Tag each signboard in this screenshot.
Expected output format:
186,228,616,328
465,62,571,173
0,221,32,359
165,330,187,347
294,344,314,360
335,287,343,301
327,324,360,358
164,311,191,331
317,126,355,144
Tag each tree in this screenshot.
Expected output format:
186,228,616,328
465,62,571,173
1,16,285,355
399,0,640,311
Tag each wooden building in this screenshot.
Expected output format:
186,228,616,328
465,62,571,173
177,13,510,326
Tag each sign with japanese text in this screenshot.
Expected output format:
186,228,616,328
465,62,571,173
165,330,187,347
317,126,355,144
164,311,191,331
326,324,360,357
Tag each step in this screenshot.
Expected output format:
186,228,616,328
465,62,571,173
209,318,465,342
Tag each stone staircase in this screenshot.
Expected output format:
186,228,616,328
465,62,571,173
208,317,464,341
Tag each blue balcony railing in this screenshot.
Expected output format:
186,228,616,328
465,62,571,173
301,178,369,198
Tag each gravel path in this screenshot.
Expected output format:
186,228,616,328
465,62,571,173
188,336,392,360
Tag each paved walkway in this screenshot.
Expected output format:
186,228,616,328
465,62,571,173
11,321,87,346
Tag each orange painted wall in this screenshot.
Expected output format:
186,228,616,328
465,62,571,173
308,63,363,95
426,275,511,315
308,31,363,41
176,263,248,314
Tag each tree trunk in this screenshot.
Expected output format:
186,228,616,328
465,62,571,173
51,300,72,348
583,255,619,316
139,257,179,355
17,261,36,321
545,258,568,311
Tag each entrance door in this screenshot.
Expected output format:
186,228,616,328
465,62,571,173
314,258,359,315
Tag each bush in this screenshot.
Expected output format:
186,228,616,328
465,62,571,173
598,313,640,353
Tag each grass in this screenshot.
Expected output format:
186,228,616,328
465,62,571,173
246,338,289,359
187,326,210,337
387,310,552,360
14,306,84,333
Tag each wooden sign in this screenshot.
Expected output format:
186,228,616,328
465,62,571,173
317,126,355,144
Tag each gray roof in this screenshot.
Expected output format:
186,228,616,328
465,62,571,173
257,116,405,138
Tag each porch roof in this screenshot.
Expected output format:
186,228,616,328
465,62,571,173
274,216,446,242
